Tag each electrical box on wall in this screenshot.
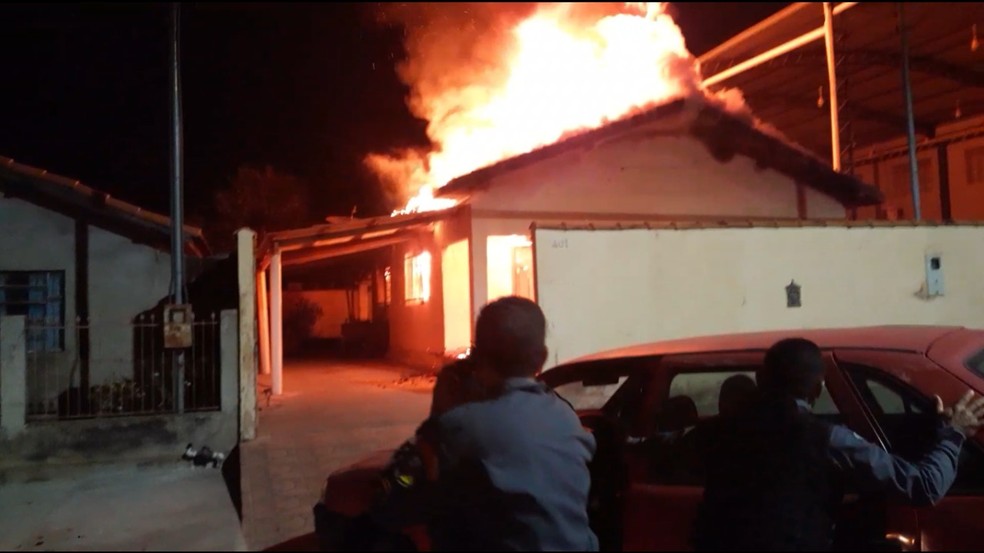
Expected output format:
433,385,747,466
164,304,194,349
925,254,944,297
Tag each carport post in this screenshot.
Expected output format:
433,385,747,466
822,2,841,172
270,250,284,396
257,269,271,376
236,228,258,441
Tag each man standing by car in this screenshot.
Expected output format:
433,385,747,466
693,337,984,551
373,296,599,551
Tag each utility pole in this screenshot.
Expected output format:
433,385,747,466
898,2,922,221
167,2,189,413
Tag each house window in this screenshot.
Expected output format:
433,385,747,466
0,271,65,352
382,267,392,306
965,146,984,185
404,251,431,303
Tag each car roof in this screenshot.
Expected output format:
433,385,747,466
561,325,966,366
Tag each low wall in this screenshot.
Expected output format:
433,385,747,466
0,310,240,481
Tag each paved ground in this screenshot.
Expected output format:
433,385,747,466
0,462,247,551
241,359,432,550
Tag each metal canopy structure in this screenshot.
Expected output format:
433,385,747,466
255,207,458,395
700,2,984,171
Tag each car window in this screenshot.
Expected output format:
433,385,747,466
668,370,840,417
669,371,754,417
967,347,984,378
867,379,923,415
844,363,984,494
554,376,629,411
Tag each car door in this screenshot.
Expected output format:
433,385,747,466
834,349,984,551
620,350,857,551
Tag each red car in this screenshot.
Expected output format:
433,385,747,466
314,325,984,551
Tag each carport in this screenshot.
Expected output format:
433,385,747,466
255,210,451,395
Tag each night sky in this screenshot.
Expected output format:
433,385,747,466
0,2,786,227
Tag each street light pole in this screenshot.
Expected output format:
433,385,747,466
898,2,922,221
170,2,187,413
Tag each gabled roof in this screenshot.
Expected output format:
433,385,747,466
435,96,883,208
0,155,209,257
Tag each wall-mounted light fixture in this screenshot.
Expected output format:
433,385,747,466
786,280,802,308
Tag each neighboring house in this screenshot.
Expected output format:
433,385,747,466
851,113,984,221
259,96,881,370
0,155,209,417
696,2,984,221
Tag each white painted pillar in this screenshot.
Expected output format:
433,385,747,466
0,315,27,437
270,250,284,396
256,269,271,376
236,229,258,441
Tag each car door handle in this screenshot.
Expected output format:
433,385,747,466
885,532,917,550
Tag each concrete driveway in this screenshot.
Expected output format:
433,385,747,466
0,462,247,551
242,359,431,550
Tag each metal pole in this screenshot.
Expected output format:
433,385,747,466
702,2,859,88
170,2,187,412
270,252,284,396
823,2,841,172
898,2,922,221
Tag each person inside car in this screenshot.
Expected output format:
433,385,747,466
692,337,984,551
372,296,599,551
662,374,759,484
633,375,758,484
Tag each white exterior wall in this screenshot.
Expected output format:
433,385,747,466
467,133,846,219
286,290,348,338
1,195,177,402
534,225,984,366
0,197,77,403
87,226,172,384
387,209,471,369
466,131,846,320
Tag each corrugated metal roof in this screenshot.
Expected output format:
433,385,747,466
258,206,460,268
265,207,458,251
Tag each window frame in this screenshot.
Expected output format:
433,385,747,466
0,270,67,352
966,347,984,379
965,145,984,186
403,251,430,304
841,360,984,495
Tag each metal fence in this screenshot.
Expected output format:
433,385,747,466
26,314,221,421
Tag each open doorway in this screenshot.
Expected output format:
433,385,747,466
442,239,471,352
487,235,535,303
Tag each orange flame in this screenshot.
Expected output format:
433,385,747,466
374,2,701,215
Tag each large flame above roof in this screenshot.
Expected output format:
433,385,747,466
368,2,703,215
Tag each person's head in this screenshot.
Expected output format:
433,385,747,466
718,374,757,417
758,338,825,403
473,296,548,378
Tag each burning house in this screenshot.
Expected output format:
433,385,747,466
256,2,883,379
258,92,880,372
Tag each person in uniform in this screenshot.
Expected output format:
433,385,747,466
693,337,984,551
